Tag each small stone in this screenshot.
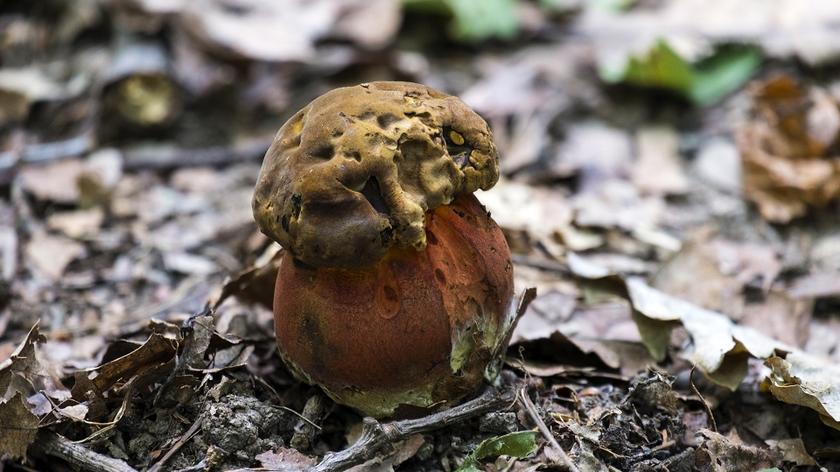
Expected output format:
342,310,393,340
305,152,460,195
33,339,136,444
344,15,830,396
478,411,518,434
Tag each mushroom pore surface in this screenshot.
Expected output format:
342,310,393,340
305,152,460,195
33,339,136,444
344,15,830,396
252,81,500,268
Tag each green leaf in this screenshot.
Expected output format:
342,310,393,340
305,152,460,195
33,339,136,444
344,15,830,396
601,40,694,94
540,0,635,13
402,0,450,14
402,0,519,42
456,431,539,471
539,0,578,12
600,39,761,106
690,45,762,105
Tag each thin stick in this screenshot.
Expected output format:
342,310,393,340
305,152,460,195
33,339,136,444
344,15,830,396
147,415,204,472
313,387,515,472
253,376,322,430
688,366,717,432
122,137,273,171
518,389,580,472
32,431,138,472
290,393,327,451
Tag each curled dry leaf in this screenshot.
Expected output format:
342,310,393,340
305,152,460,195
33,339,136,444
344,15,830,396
738,75,840,222
764,352,840,429
213,244,282,310
71,331,178,403
0,323,50,459
0,393,39,459
0,323,47,401
570,258,840,429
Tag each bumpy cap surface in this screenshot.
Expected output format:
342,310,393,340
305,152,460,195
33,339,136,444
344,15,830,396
252,81,500,268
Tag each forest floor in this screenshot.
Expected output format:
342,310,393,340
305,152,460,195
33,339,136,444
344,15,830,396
2,1,840,471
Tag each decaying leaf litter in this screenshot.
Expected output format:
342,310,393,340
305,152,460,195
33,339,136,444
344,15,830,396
2,0,840,470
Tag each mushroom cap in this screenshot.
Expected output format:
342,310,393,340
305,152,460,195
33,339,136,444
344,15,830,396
252,81,500,268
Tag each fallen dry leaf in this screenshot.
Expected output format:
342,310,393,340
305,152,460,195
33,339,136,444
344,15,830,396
739,290,812,348
551,121,633,183
652,238,746,318
579,0,840,67
632,127,688,195
738,75,840,222
571,258,840,429
57,403,89,422
256,446,317,470
25,231,86,281
46,208,105,240
19,160,87,204
71,331,177,402
765,438,817,466
572,179,665,232
693,138,742,193
788,271,840,299
478,179,573,237
0,324,48,459
652,235,795,344
179,0,399,62
0,323,47,400
765,351,840,429
214,244,282,310
695,429,780,472
0,393,39,459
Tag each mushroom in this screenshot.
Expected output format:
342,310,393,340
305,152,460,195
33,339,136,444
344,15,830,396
253,81,514,418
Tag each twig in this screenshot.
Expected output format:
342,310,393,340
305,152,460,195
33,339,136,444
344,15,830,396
31,431,138,472
73,377,136,444
253,376,323,430
313,386,515,472
290,392,327,451
122,136,273,171
0,130,95,186
518,389,580,472
21,132,95,164
688,366,717,432
171,459,207,472
147,414,204,472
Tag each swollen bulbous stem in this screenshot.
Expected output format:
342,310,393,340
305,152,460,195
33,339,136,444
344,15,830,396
273,194,513,418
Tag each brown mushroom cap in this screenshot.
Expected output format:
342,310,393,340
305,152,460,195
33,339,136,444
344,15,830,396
252,81,500,268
